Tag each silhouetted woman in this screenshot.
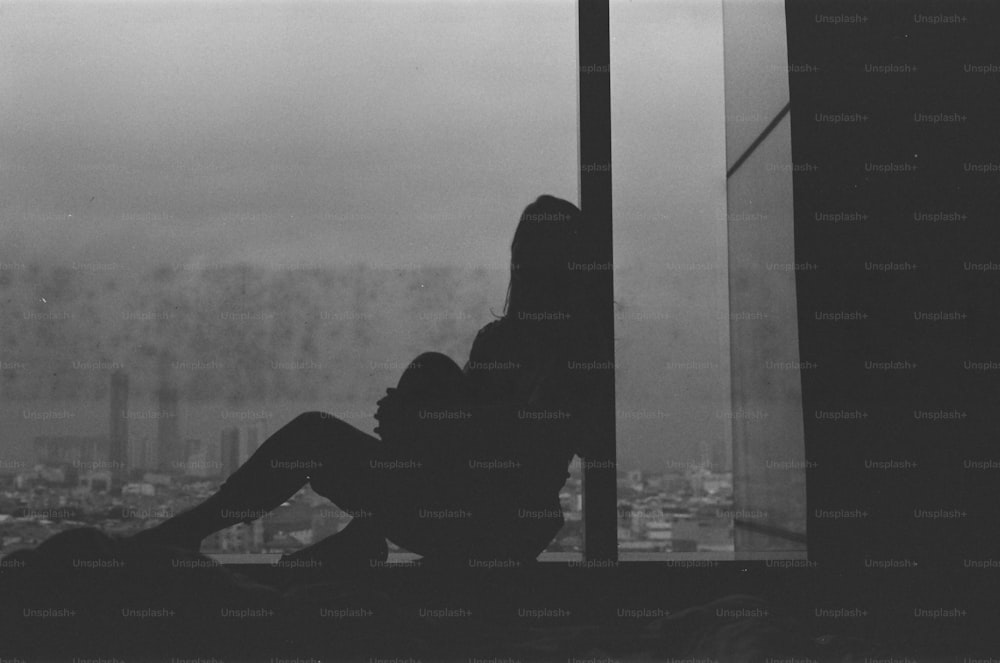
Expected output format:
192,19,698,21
133,195,602,565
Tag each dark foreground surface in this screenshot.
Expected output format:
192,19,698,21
0,529,994,662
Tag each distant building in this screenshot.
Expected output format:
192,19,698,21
687,465,713,495
128,435,148,472
673,518,732,552
262,501,315,548
144,435,157,470
699,440,712,469
122,482,156,497
712,441,731,473
703,472,733,496
626,469,643,488
34,464,69,484
671,539,698,553
243,425,260,464
220,427,240,478
76,469,112,493
34,435,107,467
141,472,172,487
204,521,264,554
156,384,180,473
645,521,672,545
109,370,129,491
183,438,214,477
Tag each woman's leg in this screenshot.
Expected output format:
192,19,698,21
395,351,465,397
131,411,375,550
133,351,471,557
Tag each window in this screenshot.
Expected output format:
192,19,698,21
0,0,580,561
0,0,805,565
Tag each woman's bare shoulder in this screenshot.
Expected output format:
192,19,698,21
464,318,514,371
471,318,510,348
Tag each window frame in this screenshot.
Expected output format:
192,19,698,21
217,0,808,567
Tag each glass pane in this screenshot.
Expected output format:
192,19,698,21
0,1,579,561
610,0,734,558
722,0,807,556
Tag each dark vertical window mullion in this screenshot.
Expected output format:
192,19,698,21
577,0,617,563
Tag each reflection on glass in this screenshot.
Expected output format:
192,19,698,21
722,0,807,557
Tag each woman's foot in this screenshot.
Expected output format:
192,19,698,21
279,518,388,570
127,491,246,551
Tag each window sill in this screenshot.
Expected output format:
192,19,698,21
208,549,807,565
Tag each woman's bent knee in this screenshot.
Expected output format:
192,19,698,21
269,412,356,461
398,353,464,395
290,411,349,432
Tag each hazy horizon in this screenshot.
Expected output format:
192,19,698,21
1,1,731,473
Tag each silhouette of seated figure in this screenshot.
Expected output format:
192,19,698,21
126,194,600,568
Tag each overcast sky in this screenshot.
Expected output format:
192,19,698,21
0,0,725,273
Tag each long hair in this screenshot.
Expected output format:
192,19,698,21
502,195,591,324
501,195,602,461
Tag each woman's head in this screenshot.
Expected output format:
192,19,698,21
503,195,591,321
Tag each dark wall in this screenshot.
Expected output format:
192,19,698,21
787,0,1000,567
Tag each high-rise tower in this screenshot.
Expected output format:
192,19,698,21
109,370,129,491
220,427,241,479
156,383,180,473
